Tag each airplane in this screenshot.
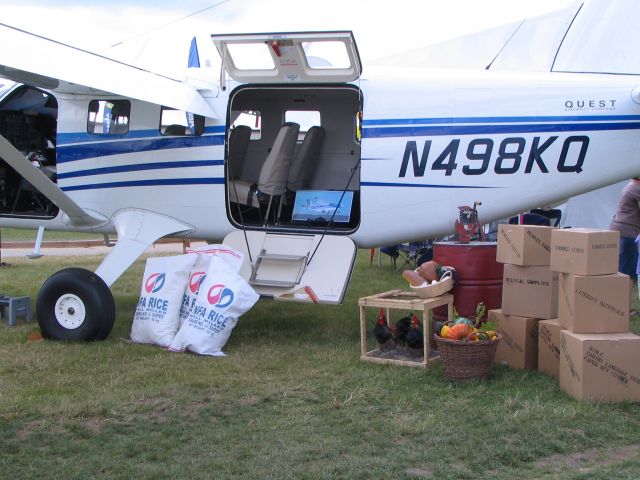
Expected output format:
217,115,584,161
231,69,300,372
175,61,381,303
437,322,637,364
0,0,639,341
305,200,342,215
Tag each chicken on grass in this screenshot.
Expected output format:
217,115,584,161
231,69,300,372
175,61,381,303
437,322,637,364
373,308,396,351
405,314,423,351
393,314,411,345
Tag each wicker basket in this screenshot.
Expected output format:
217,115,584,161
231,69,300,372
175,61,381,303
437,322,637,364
433,334,500,381
410,268,454,299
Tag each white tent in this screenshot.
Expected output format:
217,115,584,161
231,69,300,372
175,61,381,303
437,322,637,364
559,181,626,229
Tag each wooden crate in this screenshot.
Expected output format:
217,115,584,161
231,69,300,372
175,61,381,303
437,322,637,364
358,290,453,368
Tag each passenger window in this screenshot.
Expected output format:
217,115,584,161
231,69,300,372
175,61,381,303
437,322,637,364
160,107,204,136
87,100,131,135
231,110,261,140
285,110,321,135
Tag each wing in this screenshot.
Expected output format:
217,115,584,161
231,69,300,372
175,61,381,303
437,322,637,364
0,22,217,118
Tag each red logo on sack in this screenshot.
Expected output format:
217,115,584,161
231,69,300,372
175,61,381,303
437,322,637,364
189,272,207,294
207,284,234,309
144,273,166,293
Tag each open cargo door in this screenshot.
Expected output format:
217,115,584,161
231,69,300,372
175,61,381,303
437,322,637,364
224,230,357,304
211,31,362,84
218,31,362,305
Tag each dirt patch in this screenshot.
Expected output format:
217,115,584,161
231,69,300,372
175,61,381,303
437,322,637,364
405,466,433,478
363,346,440,365
536,444,640,472
238,395,261,406
83,416,107,433
182,400,208,419
13,418,65,440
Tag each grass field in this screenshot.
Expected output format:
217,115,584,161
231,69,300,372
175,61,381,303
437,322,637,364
0,228,106,242
0,250,639,479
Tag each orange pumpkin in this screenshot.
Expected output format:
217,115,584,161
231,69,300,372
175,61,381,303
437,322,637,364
444,323,472,340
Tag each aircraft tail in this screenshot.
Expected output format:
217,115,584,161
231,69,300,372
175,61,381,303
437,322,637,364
188,37,200,68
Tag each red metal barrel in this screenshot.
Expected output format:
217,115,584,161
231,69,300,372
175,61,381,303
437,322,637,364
433,241,503,322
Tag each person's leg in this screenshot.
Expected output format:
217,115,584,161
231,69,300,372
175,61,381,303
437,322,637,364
619,236,638,314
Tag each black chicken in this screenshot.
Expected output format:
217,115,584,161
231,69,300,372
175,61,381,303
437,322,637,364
405,314,424,350
394,314,412,345
373,308,395,350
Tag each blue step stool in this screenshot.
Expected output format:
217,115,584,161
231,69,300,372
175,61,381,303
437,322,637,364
0,295,33,326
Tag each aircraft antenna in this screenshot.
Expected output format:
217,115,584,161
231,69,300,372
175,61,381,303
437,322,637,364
484,19,524,70
110,0,231,47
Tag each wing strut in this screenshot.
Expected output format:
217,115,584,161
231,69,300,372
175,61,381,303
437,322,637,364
0,134,106,226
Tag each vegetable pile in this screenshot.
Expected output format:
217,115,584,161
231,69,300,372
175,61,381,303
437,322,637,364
434,302,498,342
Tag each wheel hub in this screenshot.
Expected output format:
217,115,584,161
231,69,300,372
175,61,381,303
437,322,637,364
54,294,86,329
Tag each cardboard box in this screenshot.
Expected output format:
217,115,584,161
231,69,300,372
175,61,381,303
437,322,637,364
489,309,539,370
496,224,553,266
501,264,558,319
559,331,640,402
550,228,619,275
538,319,562,380
558,273,629,334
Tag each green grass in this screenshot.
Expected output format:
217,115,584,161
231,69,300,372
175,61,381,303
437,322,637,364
0,228,107,242
0,250,639,479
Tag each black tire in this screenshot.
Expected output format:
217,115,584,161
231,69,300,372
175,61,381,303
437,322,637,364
36,268,116,341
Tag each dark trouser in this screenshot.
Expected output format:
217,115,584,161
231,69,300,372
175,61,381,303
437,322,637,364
619,235,638,281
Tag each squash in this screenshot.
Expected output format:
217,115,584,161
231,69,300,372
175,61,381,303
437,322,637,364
417,261,442,282
402,269,426,287
440,325,451,338
453,317,474,327
445,323,472,340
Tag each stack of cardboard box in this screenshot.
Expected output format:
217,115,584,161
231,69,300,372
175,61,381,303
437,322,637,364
489,224,557,370
538,318,562,380
551,228,640,402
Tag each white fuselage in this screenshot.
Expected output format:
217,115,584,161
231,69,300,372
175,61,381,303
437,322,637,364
4,66,640,247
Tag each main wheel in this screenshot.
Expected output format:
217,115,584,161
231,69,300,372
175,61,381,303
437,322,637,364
36,268,116,341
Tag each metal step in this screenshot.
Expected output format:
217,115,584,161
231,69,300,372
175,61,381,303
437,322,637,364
249,250,308,288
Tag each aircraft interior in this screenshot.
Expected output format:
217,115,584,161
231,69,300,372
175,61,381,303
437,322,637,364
0,84,58,218
225,85,362,233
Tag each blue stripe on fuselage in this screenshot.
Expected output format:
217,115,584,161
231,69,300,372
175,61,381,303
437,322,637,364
362,114,640,126
56,159,224,180
360,181,497,189
57,134,225,163
60,177,225,192
59,179,493,192
53,115,640,192
362,121,640,138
